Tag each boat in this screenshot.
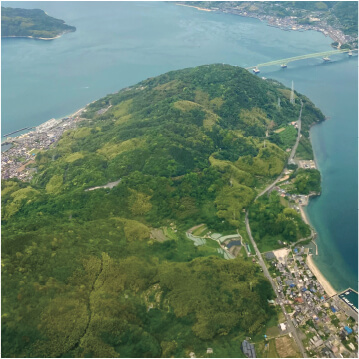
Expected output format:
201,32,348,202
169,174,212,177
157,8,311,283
281,64,287,68
348,51,353,56
253,67,260,74
323,57,330,62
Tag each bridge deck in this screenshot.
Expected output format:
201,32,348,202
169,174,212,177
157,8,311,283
246,48,357,69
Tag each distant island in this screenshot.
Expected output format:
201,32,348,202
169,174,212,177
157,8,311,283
1,7,76,39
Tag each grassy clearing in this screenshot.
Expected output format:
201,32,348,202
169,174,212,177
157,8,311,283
279,196,290,207
72,127,92,139
163,227,179,241
30,148,41,155
173,100,219,129
277,311,286,323
266,326,280,337
150,228,167,242
192,224,208,237
112,99,133,118
97,138,145,160
64,152,84,163
278,126,297,149
256,234,286,253
268,338,280,358
295,137,314,160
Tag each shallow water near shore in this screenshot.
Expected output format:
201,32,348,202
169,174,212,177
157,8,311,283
2,1,357,291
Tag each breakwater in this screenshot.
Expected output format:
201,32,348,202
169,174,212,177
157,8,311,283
3,126,33,137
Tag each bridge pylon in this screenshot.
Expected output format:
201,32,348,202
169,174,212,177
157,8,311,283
290,81,295,105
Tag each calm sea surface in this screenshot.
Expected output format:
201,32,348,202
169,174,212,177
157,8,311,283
2,1,357,291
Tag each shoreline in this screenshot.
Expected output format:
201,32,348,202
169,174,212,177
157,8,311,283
2,31,69,41
174,3,354,46
307,254,337,298
2,35,62,40
299,205,311,226
176,4,212,12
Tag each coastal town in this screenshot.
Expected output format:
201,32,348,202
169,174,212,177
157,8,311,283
184,200,358,358
183,212,358,358
263,246,358,358
177,2,358,49
1,109,84,181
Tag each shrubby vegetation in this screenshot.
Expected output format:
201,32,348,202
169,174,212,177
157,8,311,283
1,7,76,38
2,65,323,357
249,192,311,252
292,169,321,195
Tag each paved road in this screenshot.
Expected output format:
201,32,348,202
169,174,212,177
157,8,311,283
245,100,307,357
255,100,303,200
245,212,307,358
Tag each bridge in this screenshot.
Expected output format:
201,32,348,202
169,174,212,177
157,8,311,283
246,48,357,70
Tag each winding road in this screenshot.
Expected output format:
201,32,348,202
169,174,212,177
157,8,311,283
245,100,307,357
256,100,303,200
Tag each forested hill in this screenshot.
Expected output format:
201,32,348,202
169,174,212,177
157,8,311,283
1,7,76,39
2,65,324,358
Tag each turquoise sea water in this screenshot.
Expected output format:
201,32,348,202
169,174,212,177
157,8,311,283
339,289,358,312
2,2,357,291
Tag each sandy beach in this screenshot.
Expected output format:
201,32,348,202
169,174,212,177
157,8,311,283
299,205,310,225
176,4,213,12
307,254,337,297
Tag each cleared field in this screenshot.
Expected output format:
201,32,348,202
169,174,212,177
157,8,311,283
150,228,167,242
192,224,208,237
278,126,297,149
268,338,280,358
275,335,301,358
266,326,280,337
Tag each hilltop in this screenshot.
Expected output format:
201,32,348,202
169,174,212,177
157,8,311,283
1,65,325,357
1,7,76,39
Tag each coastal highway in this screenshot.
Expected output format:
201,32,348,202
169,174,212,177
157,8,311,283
245,100,306,357
255,100,303,200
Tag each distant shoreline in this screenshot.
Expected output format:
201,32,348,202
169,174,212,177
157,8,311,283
2,34,63,40
176,4,212,12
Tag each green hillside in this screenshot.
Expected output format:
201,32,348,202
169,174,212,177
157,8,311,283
1,65,324,357
1,7,76,39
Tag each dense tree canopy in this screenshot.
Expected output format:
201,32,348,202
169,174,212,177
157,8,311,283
1,65,324,357
1,7,76,38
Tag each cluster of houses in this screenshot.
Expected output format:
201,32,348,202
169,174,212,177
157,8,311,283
225,4,356,46
2,114,82,181
265,248,358,358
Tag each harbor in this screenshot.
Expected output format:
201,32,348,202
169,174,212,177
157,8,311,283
338,288,359,314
